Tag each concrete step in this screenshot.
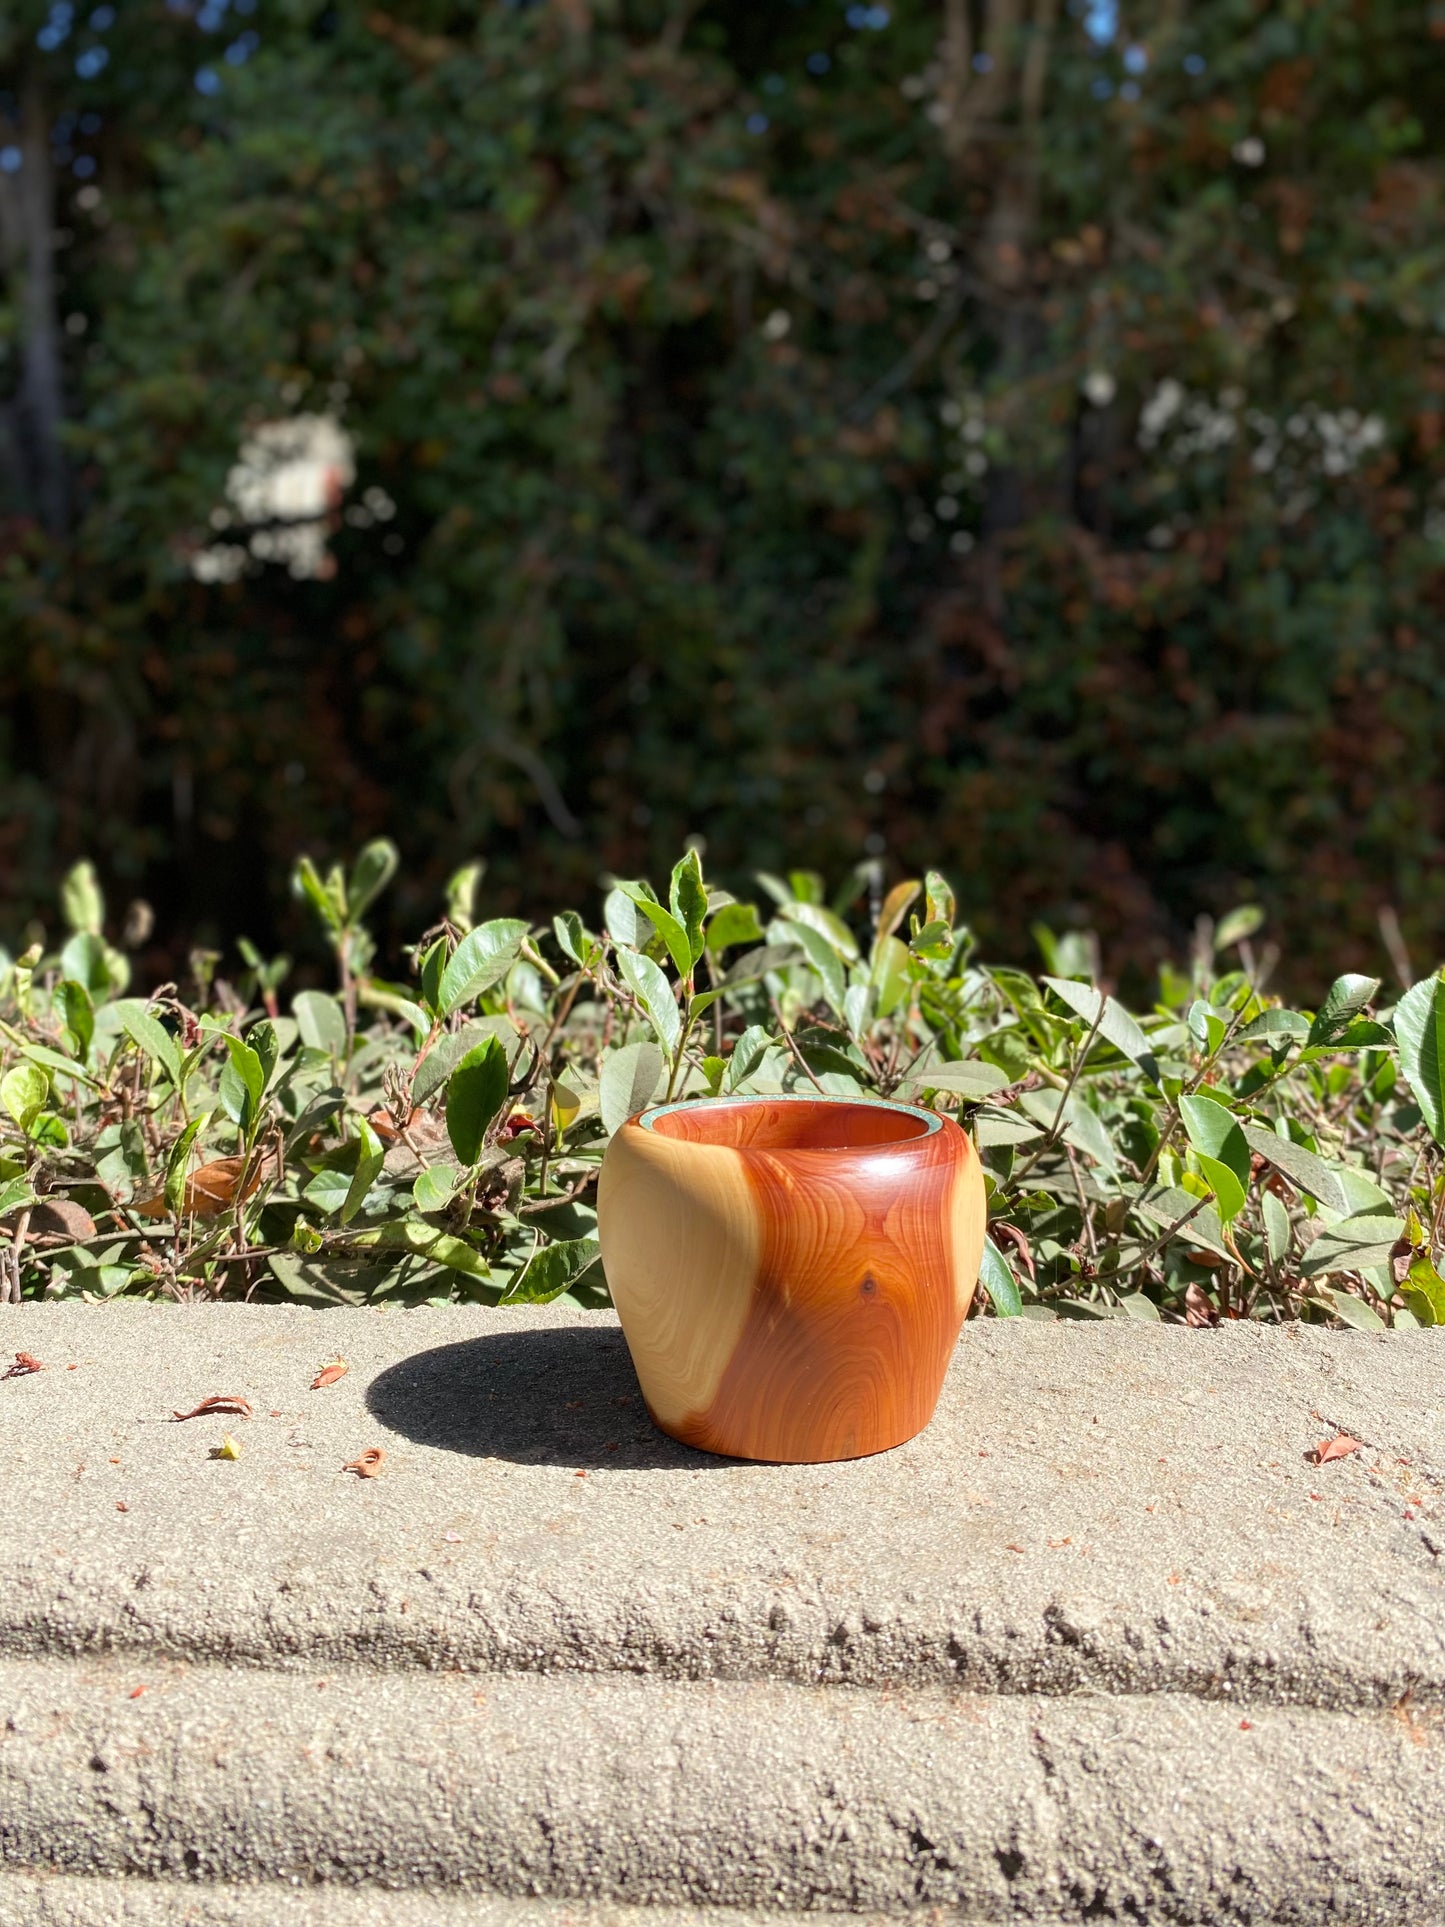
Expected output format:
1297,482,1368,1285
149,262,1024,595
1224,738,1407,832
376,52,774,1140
0,1872,888,1927
1,1302,1442,1923
0,1304,1440,1706
2,1655,1441,1921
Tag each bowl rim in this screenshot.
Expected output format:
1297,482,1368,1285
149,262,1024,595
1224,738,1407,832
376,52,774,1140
635,1091,944,1148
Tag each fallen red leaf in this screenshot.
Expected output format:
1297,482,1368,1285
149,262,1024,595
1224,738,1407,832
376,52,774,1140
1311,1434,1363,1465
25,1198,97,1242
4,1353,45,1379
129,1685,148,1699
343,1447,385,1478
311,1361,349,1390
992,1222,1036,1281
1184,1281,1220,1327
369,1104,423,1144
135,1146,282,1220
171,1395,254,1422
115,1501,129,1513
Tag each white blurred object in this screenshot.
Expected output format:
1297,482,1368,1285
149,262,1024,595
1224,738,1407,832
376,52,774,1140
192,414,356,582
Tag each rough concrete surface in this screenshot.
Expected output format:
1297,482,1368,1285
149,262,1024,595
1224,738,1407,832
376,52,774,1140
0,1303,1442,1923
0,1874,915,1927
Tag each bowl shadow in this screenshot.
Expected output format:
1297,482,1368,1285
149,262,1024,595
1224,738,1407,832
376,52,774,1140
365,1324,732,1471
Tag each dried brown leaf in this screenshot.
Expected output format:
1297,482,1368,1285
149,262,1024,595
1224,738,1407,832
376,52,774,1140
171,1394,254,1422
992,1222,1036,1281
343,1447,385,1478
27,1198,97,1242
4,1353,45,1378
135,1146,282,1220
1184,1281,1220,1327
1311,1433,1364,1465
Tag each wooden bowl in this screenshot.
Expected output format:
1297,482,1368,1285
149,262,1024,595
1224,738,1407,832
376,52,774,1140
596,1093,985,1463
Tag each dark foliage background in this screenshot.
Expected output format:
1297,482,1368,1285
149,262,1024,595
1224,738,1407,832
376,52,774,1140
2,0,1444,990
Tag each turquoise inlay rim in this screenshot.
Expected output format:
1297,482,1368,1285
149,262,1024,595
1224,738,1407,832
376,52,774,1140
638,1092,943,1137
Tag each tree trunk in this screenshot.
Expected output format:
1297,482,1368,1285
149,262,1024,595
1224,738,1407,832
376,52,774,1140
0,76,68,533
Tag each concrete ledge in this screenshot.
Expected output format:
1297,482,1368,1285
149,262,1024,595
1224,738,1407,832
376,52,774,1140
0,1306,1440,1706
2,1658,1441,1921
1,1304,1442,1922
0,1873,877,1927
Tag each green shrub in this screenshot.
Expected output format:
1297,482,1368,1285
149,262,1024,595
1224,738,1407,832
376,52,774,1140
2,845,1442,1331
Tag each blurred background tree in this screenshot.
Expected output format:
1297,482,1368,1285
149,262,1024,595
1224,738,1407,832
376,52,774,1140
1,0,1443,989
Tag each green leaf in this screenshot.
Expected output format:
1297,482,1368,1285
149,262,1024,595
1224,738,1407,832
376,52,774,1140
446,861,484,932
1041,976,1160,1086
1393,975,1445,1146
0,1175,37,1218
618,884,693,980
115,1003,184,1091
60,931,118,998
1299,1214,1406,1279
722,942,801,987
1194,1154,1246,1223
302,1166,354,1217
222,1037,266,1132
603,887,645,949
413,1163,461,1214
669,850,709,964
1,1063,49,1133
786,918,846,1015
346,838,400,920
164,1115,209,1216
1130,1183,1231,1259
292,989,347,1055
420,937,448,1015
292,855,347,934
57,980,95,1061
870,934,912,1021
599,1040,665,1135
1403,1255,1445,1326
1179,1095,1250,1188
340,1117,385,1226
437,918,529,1016
60,859,105,937
706,901,764,953
247,1019,281,1091
18,1042,101,1088
445,1036,511,1165
553,911,590,968
1308,974,1380,1047
702,1054,726,1095
724,1024,775,1093
1263,1190,1292,1263
778,901,860,962
411,1019,516,1107
1119,1290,1161,1321
1239,1121,1351,1214
1236,1008,1310,1043
978,1237,1024,1317
617,948,681,1054
924,870,956,928
1323,1288,1387,1332
504,1236,602,1305
901,1060,1010,1101
1214,905,1264,950
909,918,953,959
973,1105,1044,1149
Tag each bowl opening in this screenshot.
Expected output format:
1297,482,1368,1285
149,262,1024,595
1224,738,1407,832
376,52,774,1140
641,1096,936,1152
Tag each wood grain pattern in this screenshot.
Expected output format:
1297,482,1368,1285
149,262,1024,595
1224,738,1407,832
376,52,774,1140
597,1095,985,1463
